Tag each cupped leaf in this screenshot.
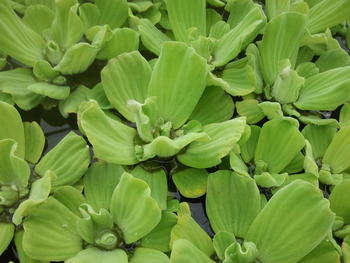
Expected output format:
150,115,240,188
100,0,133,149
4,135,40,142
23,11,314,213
130,164,167,210
245,180,335,263
147,41,207,129
28,82,70,100
23,4,55,36
172,168,208,198
315,48,350,73
110,173,161,244
23,196,83,261
170,239,215,263
0,68,45,110
33,60,60,82
0,223,15,255
254,119,305,174
95,0,129,29
79,100,139,165
53,186,86,217
66,247,128,263
0,0,46,67
141,210,178,252
87,82,111,110
236,99,265,124
130,247,170,263
323,126,350,174
59,85,90,118
265,0,309,20
0,139,30,189
294,66,350,111
177,117,246,168
0,101,25,158
164,0,206,42
206,171,261,238
220,65,256,96
84,161,124,211
260,12,307,85
101,51,151,122
105,28,139,60
329,180,350,224
34,131,90,191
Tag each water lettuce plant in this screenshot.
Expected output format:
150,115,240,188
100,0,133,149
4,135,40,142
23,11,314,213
1,0,350,262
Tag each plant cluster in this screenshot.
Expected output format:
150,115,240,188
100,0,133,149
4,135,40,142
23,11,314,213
1,0,350,262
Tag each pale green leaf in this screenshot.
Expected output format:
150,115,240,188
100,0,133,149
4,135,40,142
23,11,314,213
54,185,86,217
170,239,215,263
105,28,139,60
206,171,261,238
0,223,15,255
220,65,256,96
245,180,335,263
147,41,207,129
130,247,170,263
315,48,350,73
95,0,129,29
23,4,55,36
33,60,60,82
23,121,45,164
299,237,341,263
87,82,111,110
79,100,139,165
110,173,161,244
66,247,128,263
79,3,100,33
28,82,70,100
329,180,350,224
236,99,265,124
59,85,90,118
172,168,208,198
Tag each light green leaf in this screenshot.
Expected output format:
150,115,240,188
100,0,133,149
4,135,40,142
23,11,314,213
95,0,129,29
299,237,341,263
245,180,335,263
307,0,350,34
172,168,208,198
53,43,99,75
131,164,167,210
206,171,261,238
0,68,45,110
101,51,151,122
296,62,319,79
0,223,15,255
0,0,46,67
79,3,100,34
59,85,90,118
110,173,161,244
170,239,215,263
254,119,305,174
164,0,206,42
23,197,82,261
79,100,139,165
54,186,86,217
66,247,128,263
236,99,265,124
260,12,307,85
220,65,256,96
87,82,111,110
23,4,55,36
213,231,236,260
0,139,30,189
329,180,350,224
130,247,170,263
28,82,70,100
223,240,259,263
240,125,260,163
84,161,124,211
188,86,234,125
35,131,90,191
105,28,139,60
33,60,60,82
254,172,288,188
315,48,350,73
265,0,309,20
141,210,178,252
294,66,350,111
177,117,246,168
147,41,207,129
51,0,83,50
0,101,25,158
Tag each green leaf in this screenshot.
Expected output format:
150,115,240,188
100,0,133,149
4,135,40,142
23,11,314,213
23,4,55,36
0,139,30,189
172,168,208,198
79,3,100,33
35,131,90,191
87,82,111,110
206,171,261,238
53,43,99,75
236,99,265,124
177,117,246,168
101,51,151,122
54,186,86,217
265,0,309,20
329,180,350,224
294,66,350,111
213,231,236,260
259,12,307,85
299,237,341,263
220,65,256,96
110,173,161,244
188,86,234,125
27,82,70,100
105,28,139,60
79,100,139,165
0,68,45,111
84,161,124,211
66,247,128,263
170,203,214,257
59,85,90,118
315,48,350,73
141,211,178,252
307,0,350,34
245,180,335,263
147,41,207,129
170,239,215,263
0,223,15,255
0,101,25,158
130,247,169,263
164,0,206,42
0,0,46,67
95,0,129,29
23,197,82,261
254,119,305,174
33,60,60,82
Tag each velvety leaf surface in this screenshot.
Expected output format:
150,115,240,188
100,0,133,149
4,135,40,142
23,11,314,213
23,4,55,36
329,180,350,224
95,0,129,29
170,239,215,263
172,168,208,198
54,186,86,217
23,197,83,261
59,85,90,118
27,82,70,100
0,223,15,255
147,41,207,129
66,247,128,263
130,247,169,263
110,173,161,244
245,180,335,263
105,28,139,60
206,171,261,238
